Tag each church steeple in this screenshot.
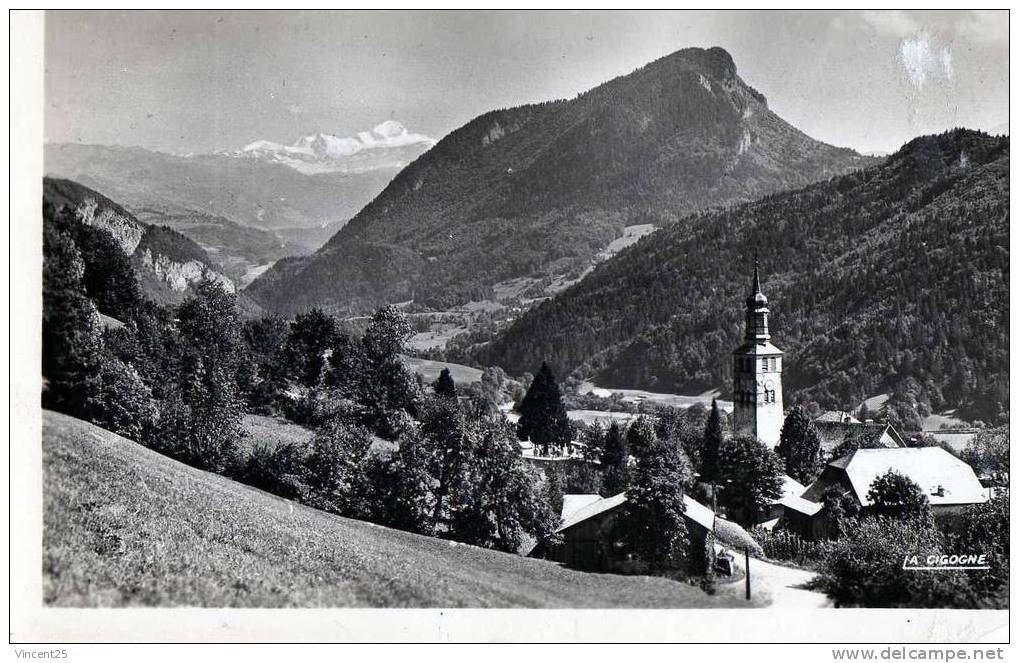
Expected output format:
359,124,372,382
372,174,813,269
732,258,784,449
744,258,771,343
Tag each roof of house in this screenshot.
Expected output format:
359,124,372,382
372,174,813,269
816,421,904,454
557,492,717,533
837,447,987,507
779,474,807,500
780,494,823,516
560,494,603,522
557,493,628,532
816,410,861,424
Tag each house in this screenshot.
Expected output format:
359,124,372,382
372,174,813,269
765,474,810,520
532,491,758,572
800,447,987,532
815,420,905,457
815,410,861,424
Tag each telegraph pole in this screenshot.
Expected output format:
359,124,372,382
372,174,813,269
745,546,751,601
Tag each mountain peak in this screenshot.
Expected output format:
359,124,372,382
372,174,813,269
246,48,874,315
235,121,437,174
667,46,738,80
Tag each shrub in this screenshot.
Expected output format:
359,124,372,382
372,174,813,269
866,470,932,522
153,390,245,475
243,441,311,501
816,516,1003,608
85,357,159,443
752,527,825,566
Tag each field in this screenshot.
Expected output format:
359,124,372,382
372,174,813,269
579,382,733,413
42,410,745,608
401,355,484,384
240,413,315,455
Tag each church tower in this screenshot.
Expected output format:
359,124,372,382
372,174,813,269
732,260,784,449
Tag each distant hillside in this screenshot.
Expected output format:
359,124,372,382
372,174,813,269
473,130,1009,423
246,47,875,315
131,207,304,287
44,142,399,236
42,410,742,608
43,178,233,305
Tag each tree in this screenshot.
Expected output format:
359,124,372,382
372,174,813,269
616,436,692,573
717,434,785,524
42,208,105,418
820,487,861,540
284,308,338,388
866,470,932,522
85,356,159,442
447,412,556,552
363,304,412,360
327,306,419,438
433,367,456,398
951,495,1009,601
701,398,724,482
625,416,657,461
304,420,375,518
515,361,571,456
419,395,473,525
776,405,824,484
240,314,291,412
377,427,438,535
829,428,888,462
600,421,629,496
960,427,1008,478
155,281,246,474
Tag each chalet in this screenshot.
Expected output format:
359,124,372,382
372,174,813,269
795,447,987,534
532,491,758,572
815,410,860,424
815,420,905,457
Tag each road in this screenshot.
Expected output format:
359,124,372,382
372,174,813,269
720,548,832,608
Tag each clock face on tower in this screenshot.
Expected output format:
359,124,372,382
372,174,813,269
764,380,774,390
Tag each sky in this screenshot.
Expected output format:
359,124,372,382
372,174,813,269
45,10,1009,155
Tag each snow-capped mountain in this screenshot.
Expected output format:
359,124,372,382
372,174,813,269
235,121,437,174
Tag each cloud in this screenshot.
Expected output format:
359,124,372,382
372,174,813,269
286,104,306,116
898,32,952,88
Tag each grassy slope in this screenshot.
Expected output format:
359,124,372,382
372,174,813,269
43,410,744,608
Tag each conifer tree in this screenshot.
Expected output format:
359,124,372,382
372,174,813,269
701,398,724,482
434,367,456,398
515,361,571,455
776,405,824,484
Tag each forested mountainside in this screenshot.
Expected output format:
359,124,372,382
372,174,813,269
43,178,234,306
472,130,1009,424
245,47,874,315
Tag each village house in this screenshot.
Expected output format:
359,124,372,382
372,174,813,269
531,491,758,573
814,418,905,458
776,447,988,539
814,410,861,424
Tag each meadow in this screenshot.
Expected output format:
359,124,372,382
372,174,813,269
43,410,748,608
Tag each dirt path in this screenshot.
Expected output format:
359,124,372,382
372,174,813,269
720,549,832,608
